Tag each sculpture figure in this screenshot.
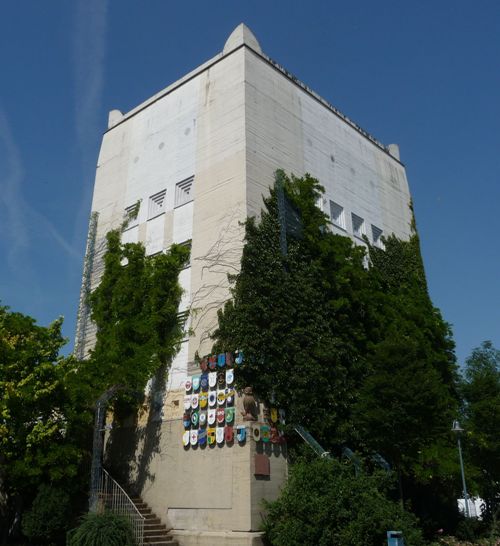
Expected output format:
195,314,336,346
241,386,258,421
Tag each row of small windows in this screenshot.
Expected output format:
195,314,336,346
125,176,194,226
330,200,384,248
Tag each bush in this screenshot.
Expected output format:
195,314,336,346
262,457,424,546
67,512,136,546
21,484,72,544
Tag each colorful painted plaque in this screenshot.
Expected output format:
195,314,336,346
199,392,208,409
216,427,225,444
225,388,235,406
226,369,234,385
191,393,199,410
207,428,216,445
207,409,216,426
208,371,217,388
224,425,234,442
208,355,217,370
208,391,217,407
217,353,226,367
217,390,226,406
270,426,280,444
261,425,270,443
191,411,199,427
216,407,225,425
235,350,244,365
225,407,235,424
236,425,246,443
199,358,208,372
182,430,190,447
252,424,261,442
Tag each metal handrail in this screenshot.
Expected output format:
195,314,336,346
98,469,145,545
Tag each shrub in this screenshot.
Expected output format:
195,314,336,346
262,457,424,546
21,484,72,544
67,512,136,546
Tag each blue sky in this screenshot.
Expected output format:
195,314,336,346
0,1,498,366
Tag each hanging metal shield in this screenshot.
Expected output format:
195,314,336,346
216,427,225,444
208,391,217,407
252,424,261,442
199,412,207,427
225,407,235,424
224,425,234,443
217,353,226,367
198,428,207,446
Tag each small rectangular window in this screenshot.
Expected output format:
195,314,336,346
351,213,365,238
371,225,384,248
148,189,166,220
330,201,345,229
175,176,194,207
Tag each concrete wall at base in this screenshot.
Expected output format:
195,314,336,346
104,390,288,534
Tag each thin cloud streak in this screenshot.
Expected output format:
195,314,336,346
0,108,81,268
0,108,29,269
72,0,109,250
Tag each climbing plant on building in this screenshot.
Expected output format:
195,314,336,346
86,228,190,402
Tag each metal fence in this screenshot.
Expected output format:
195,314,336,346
98,468,145,545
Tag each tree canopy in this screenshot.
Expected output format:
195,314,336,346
213,170,461,535
462,340,500,519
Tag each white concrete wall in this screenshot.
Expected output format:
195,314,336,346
244,48,412,245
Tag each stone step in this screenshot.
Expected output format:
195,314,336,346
144,520,167,532
144,534,174,542
146,542,178,546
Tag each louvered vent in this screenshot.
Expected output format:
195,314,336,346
148,189,166,219
175,176,194,207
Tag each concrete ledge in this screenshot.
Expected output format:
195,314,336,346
171,529,265,546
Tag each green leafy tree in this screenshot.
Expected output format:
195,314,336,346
0,305,89,543
353,234,460,534
462,341,500,520
263,457,424,546
21,484,72,545
214,171,371,445
213,170,461,535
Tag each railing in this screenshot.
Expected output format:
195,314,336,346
98,469,145,545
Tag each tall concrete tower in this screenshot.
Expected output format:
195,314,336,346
75,24,413,546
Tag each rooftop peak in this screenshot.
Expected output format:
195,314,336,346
223,23,262,55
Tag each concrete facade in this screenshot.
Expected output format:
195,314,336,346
77,24,413,546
